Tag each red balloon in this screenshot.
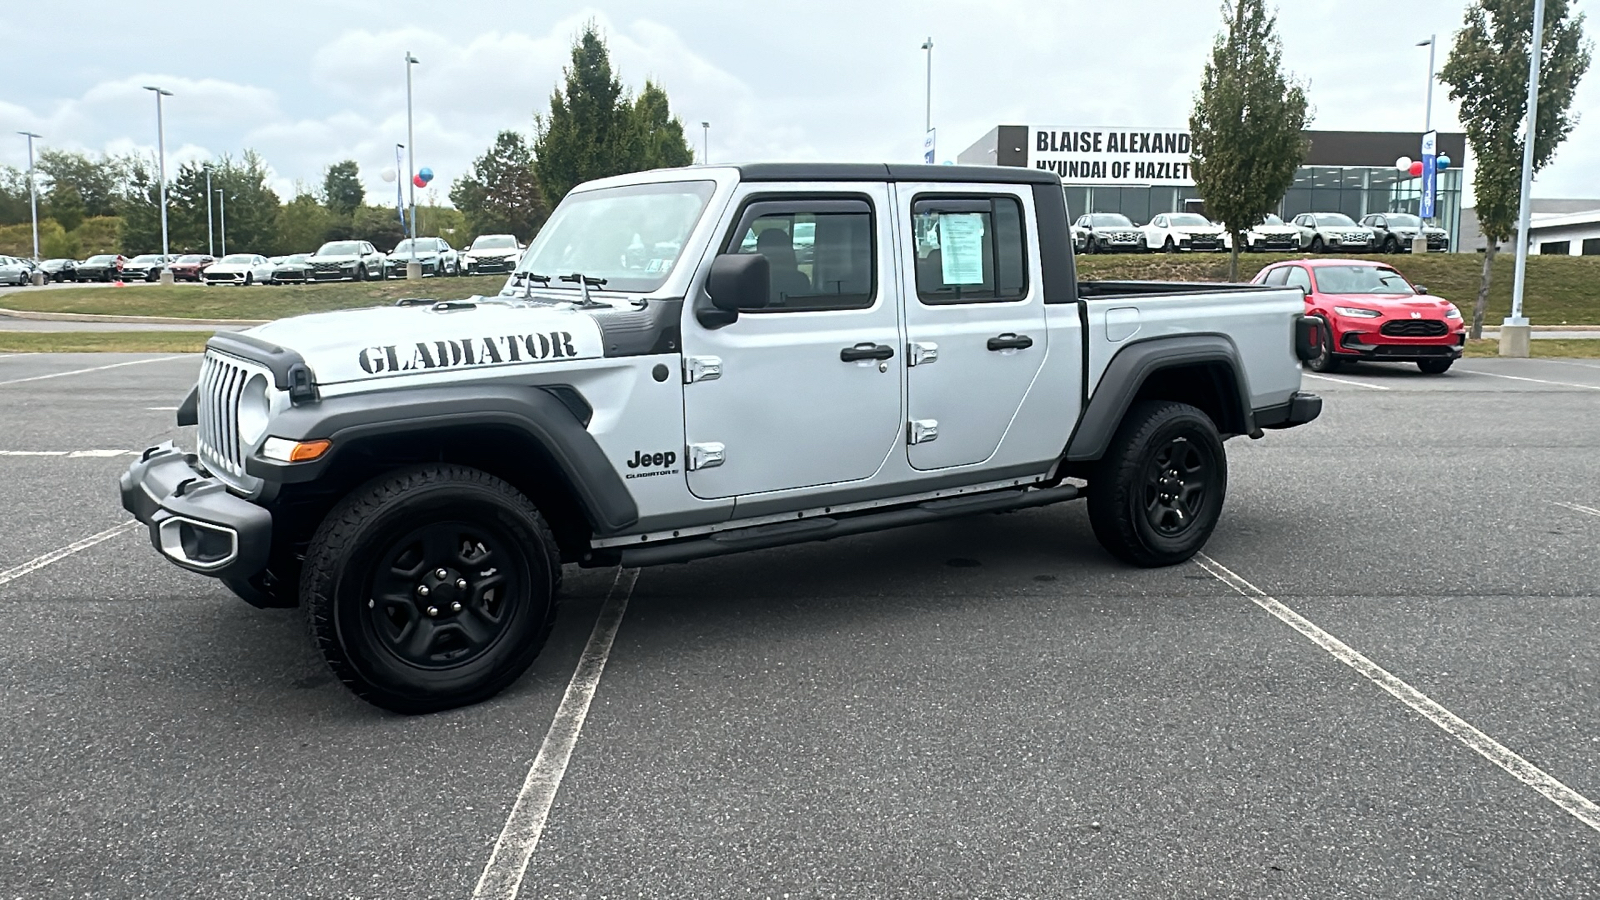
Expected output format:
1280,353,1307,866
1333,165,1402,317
1409,161,1424,177
413,174,427,188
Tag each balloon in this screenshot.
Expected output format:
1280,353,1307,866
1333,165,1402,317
418,167,434,182
1409,161,1424,177
380,167,397,183
413,174,427,188
1396,156,1413,173
1436,155,1451,170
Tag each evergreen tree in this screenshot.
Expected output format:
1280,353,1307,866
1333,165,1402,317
1440,0,1591,337
450,130,548,242
274,192,335,255
634,80,695,170
204,151,282,255
533,23,644,208
323,160,365,217
116,157,162,254
1189,0,1311,282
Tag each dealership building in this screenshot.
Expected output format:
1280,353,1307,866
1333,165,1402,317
958,126,1467,251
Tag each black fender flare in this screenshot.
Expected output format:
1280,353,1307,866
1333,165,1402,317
1065,334,1255,463
244,383,639,535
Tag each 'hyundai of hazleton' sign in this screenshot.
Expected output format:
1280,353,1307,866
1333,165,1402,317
1029,127,1195,187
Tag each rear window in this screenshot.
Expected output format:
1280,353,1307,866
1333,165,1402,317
911,195,1028,304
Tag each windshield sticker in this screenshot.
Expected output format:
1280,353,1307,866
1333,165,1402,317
358,331,581,375
939,214,986,285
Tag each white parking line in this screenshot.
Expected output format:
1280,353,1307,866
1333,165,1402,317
0,521,140,589
1456,369,1600,391
0,355,189,388
1551,501,1600,519
0,449,136,457
473,567,640,900
1302,372,1392,391
1194,553,1600,834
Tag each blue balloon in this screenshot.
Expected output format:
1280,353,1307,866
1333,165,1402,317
418,166,434,182
1435,155,1451,171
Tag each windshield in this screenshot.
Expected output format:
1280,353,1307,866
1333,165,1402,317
316,241,363,256
130,255,162,263
1386,214,1421,227
471,235,518,251
1091,214,1134,227
516,180,716,293
284,254,310,263
392,239,437,254
1313,265,1414,295
86,255,114,264
1169,213,1210,226
175,255,207,263
221,254,255,264
1261,214,1284,226
1315,214,1357,226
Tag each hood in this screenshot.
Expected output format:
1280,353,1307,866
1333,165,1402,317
465,247,520,258
1320,293,1455,314
208,261,256,273
1168,224,1221,235
1250,225,1299,235
242,299,607,385
309,253,364,263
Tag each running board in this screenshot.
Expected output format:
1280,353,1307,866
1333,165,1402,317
612,484,1082,567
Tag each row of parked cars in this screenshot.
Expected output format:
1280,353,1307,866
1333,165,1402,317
1071,212,1451,255
1,234,527,287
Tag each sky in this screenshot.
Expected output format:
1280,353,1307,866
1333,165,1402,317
2,0,1596,208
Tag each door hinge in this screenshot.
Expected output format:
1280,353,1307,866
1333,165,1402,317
908,419,939,445
908,342,939,366
687,442,726,471
683,356,722,383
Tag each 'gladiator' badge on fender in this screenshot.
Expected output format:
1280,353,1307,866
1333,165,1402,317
357,332,578,374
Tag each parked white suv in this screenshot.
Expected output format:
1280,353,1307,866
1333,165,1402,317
462,234,523,275
307,240,388,282
122,163,1323,714
1141,212,1225,253
1291,213,1375,253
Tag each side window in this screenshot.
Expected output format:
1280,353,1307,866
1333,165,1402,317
911,195,1028,305
1261,266,1290,286
1283,266,1312,292
724,197,875,312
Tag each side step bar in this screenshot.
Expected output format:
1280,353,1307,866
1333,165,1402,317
613,483,1082,568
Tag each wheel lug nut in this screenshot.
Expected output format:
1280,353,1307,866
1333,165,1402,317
456,578,468,590
451,601,462,612
417,585,430,596
426,606,439,617
436,568,448,579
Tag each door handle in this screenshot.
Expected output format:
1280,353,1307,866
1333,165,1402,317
841,343,895,362
987,333,1034,351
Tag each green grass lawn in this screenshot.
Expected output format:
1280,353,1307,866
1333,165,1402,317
1462,338,1600,358
0,331,215,353
1078,252,1600,324
0,275,511,321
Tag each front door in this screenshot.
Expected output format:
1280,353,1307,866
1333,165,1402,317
680,183,903,500
898,185,1048,471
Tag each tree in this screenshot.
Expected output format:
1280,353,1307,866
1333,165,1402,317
48,182,86,233
210,151,283,255
275,192,335,255
36,150,124,218
451,130,548,242
0,167,30,226
323,160,365,217
116,157,162,254
1189,0,1311,282
1440,0,1591,337
533,23,645,208
634,80,695,170
352,204,407,251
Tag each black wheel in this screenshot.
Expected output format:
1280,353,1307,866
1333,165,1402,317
1088,401,1227,567
302,464,561,714
1310,236,1325,253
1305,315,1342,372
1383,235,1399,254
244,272,254,286
1163,236,1178,254
355,265,367,282
1417,358,1454,374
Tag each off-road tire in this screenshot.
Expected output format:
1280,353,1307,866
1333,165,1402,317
1087,401,1227,567
302,464,562,714
1417,358,1454,374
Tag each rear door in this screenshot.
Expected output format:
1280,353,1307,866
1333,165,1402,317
896,184,1048,471
680,182,904,499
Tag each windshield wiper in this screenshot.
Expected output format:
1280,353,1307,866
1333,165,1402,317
511,271,551,299
559,272,612,308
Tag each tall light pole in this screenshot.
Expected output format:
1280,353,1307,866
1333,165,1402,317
701,122,710,165
1502,0,1545,358
405,51,421,280
143,86,174,281
204,165,214,257
18,132,40,268
921,38,935,163
216,188,227,257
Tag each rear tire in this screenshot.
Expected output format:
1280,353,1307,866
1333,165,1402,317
301,464,561,714
1088,401,1227,567
1417,358,1454,374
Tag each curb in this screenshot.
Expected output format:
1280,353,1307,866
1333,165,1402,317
0,307,267,326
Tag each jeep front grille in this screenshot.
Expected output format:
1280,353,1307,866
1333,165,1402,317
197,352,250,480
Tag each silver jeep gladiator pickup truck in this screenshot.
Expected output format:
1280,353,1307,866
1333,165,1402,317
121,163,1323,713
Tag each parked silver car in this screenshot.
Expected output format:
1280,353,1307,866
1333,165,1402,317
1290,213,1375,253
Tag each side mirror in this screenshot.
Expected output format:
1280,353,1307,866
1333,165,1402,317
1415,284,1429,295
702,253,771,326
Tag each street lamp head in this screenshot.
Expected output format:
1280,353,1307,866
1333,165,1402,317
142,85,173,96
1416,38,1433,47
18,131,41,139
921,38,933,50
406,52,420,64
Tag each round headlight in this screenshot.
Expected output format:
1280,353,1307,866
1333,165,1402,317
238,374,271,446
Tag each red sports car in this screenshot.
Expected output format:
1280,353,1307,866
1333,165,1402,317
1253,258,1465,374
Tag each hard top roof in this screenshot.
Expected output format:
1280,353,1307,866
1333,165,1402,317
734,163,1062,186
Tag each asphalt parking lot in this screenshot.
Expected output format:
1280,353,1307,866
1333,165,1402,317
2,352,1598,898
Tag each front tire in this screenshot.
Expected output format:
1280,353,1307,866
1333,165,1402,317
1383,235,1400,254
301,464,561,714
244,272,254,286
1305,315,1342,372
1310,236,1325,253
1163,236,1177,254
1088,401,1227,567
1418,358,1454,374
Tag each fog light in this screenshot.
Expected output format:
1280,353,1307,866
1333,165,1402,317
261,437,332,462
157,517,238,570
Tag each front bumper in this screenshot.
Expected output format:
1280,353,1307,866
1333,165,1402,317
466,258,516,274
119,443,272,580
1255,392,1323,430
